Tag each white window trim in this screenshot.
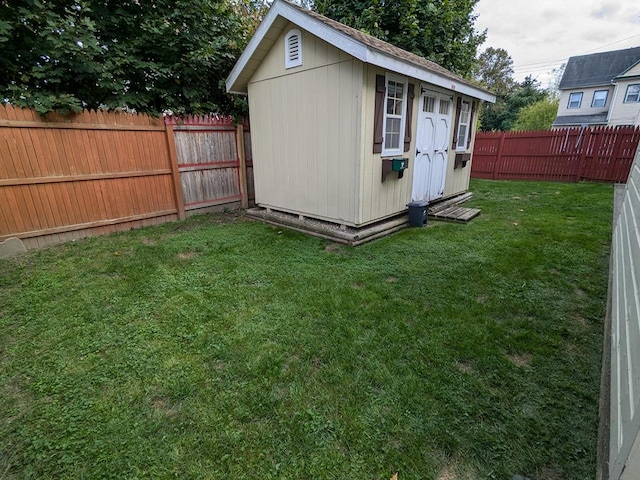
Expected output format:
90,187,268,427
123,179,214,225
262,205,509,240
284,29,303,69
624,84,640,103
567,92,583,109
591,90,608,108
455,100,471,152
381,73,408,157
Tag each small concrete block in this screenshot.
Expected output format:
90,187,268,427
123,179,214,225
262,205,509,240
0,237,27,259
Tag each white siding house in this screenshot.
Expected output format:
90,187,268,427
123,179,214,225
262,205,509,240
553,47,640,128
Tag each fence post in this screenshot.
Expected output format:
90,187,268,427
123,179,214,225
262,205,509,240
165,124,186,220
236,123,249,209
575,127,590,182
606,128,626,182
493,132,506,180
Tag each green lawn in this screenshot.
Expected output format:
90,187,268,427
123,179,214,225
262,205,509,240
0,179,612,480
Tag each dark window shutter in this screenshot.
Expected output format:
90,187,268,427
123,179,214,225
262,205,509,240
452,97,462,150
403,83,415,152
373,75,385,153
467,100,477,149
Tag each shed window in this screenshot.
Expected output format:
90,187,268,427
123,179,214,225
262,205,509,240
567,92,583,109
285,29,302,69
591,90,608,107
455,101,471,151
624,84,640,103
381,74,408,156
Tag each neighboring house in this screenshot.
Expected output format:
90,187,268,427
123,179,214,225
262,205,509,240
553,46,640,128
226,0,494,235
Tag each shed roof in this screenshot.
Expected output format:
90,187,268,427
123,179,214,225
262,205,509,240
559,47,640,89
226,0,495,103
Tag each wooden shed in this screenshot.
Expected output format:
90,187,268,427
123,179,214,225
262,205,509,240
226,0,495,242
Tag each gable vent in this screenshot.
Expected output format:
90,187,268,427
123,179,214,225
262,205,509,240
285,29,303,69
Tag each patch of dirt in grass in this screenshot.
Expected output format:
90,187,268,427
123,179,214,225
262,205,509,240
352,282,364,289
325,242,345,254
475,295,486,304
455,360,474,374
571,313,588,329
177,251,196,260
436,461,476,480
150,397,181,417
573,285,587,297
536,465,563,479
507,353,532,368
141,238,157,245
386,275,398,283
2,376,33,424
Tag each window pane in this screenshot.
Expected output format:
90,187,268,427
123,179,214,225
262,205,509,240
385,132,400,149
592,90,607,107
386,98,394,114
625,84,640,103
387,117,401,135
439,99,449,115
457,125,467,147
568,92,583,108
423,96,435,112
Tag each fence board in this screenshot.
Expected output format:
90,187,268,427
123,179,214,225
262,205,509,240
0,104,180,246
167,114,246,214
1,105,254,248
472,126,640,183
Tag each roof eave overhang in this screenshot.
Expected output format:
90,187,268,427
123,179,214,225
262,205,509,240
226,0,496,103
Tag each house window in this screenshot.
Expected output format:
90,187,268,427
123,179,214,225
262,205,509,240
382,74,407,156
567,92,583,109
591,90,608,107
285,29,302,69
455,100,471,151
624,84,640,103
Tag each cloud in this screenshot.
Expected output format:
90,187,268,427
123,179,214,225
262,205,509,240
590,3,620,19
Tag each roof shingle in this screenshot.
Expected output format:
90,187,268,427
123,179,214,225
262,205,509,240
559,47,640,89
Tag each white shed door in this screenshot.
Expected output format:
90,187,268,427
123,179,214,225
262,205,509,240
411,90,452,202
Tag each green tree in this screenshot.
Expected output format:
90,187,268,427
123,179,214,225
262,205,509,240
472,47,517,97
512,98,559,131
0,0,256,115
480,75,546,131
312,0,486,77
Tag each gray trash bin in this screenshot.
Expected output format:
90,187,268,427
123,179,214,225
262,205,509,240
407,201,428,227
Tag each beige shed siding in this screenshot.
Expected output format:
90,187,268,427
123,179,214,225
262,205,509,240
610,80,640,126
609,147,640,480
359,65,416,225
248,26,363,225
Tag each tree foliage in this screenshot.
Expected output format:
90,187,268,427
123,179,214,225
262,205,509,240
0,0,259,115
511,98,559,131
480,76,547,131
472,47,516,97
312,0,486,77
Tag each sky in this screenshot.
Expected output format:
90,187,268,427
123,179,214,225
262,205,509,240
474,0,640,88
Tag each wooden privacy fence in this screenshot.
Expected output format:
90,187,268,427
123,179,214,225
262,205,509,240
472,126,640,183
0,104,253,249
165,115,254,213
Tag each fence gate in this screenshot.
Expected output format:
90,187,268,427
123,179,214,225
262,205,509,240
166,115,251,214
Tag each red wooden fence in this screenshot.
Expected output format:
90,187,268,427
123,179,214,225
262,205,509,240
472,126,640,183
